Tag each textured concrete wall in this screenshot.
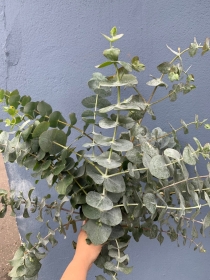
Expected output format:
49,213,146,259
0,1,210,279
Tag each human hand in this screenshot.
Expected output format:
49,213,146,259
73,229,102,270
61,222,103,280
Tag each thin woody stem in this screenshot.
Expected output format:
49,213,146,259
158,175,209,191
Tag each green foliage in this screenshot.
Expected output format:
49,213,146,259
0,27,210,279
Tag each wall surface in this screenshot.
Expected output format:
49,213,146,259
0,1,210,279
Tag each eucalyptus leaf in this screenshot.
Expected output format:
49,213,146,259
143,193,156,214
32,122,49,138
93,133,112,147
126,147,142,165
82,204,101,219
23,156,37,169
103,48,120,61
20,95,31,106
203,212,210,230
69,113,77,125
99,74,138,87
169,90,177,102
94,88,112,97
141,141,159,158
183,146,197,165
164,148,181,162
49,111,67,129
55,175,73,195
52,161,66,175
23,102,39,119
111,139,133,152
202,38,210,56
204,191,210,207
95,152,121,169
149,155,170,179
0,131,9,148
37,101,52,116
157,233,164,245
86,191,113,211
118,61,132,72
189,38,198,57
146,78,167,88
82,95,111,109
103,175,125,193
100,207,122,226
111,114,135,129
142,153,152,168
86,164,105,184
82,110,94,117
131,56,145,72
22,125,33,141
109,225,125,240
96,61,115,68
99,118,118,129
104,262,133,275
98,105,115,113
8,90,20,108
39,129,67,154
157,62,171,74
83,220,112,245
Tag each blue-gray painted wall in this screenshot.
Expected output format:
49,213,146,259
0,1,210,279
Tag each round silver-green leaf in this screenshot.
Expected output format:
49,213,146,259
39,129,67,154
32,121,49,138
111,139,133,152
164,148,181,161
83,220,112,245
143,193,156,214
149,155,170,179
99,118,117,129
86,164,104,185
183,146,197,165
86,191,113,211
95,151,121,169
82,204,101,219
55,175,73,195
100,207,122,226
49,111,67,129
103,175,125,193
37,101,52,116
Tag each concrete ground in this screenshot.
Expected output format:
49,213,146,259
0,154,20,280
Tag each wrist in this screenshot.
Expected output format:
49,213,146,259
72,256,91,271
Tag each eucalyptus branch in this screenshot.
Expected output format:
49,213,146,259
107,167,148,178
135,120,206,149
174,214,203,225
114,202,209,211
132,86,146,103
52,140,105,176
144,45,203,115
1,28,209,280
147,74,164,104
149,90,179,106
36,110,104,153
103,65,121,192
156,203,208,211
161,228,204,251
115,239,120,269
158,175,209,191
1,98,103,153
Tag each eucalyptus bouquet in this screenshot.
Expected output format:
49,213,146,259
0,27,210,280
